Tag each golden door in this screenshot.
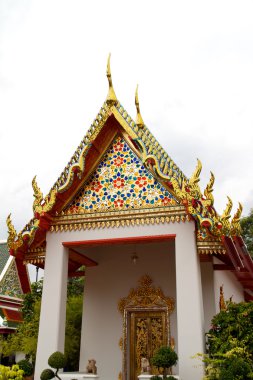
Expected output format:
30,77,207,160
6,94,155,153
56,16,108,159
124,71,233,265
129,311,167,380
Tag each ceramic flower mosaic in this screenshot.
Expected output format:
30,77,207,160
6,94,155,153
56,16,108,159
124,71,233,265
0,260,22,297
67,136,178,213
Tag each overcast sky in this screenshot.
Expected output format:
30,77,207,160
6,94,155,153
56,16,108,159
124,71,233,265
1,0,253,240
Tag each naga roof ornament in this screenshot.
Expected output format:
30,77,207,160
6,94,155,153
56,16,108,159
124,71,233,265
6,214,23,251
230,202,243,236
135,85,144,128
32,176,57,216
203,172,215,207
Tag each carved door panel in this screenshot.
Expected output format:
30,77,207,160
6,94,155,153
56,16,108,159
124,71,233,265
129,311,167,380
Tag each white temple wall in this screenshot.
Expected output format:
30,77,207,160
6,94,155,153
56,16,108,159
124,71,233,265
174,222,205,380
213,257,244,314
79,241,176,380
35,220,206,380
200,261,216,333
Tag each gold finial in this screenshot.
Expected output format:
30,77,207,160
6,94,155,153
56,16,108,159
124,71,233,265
6,214,23,251
204,171,215,206
189,159,202,186
32,176,57,215
135,85,144,127
219,285,227,311
6,214,17,247
231,202,243,236
221,196,233,221
106,53,117,105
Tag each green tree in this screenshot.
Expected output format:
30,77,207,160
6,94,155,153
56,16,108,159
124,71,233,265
0,277,84,371
151,346,178,380
241,208,253,256
203,301,253,379
64,295,83,371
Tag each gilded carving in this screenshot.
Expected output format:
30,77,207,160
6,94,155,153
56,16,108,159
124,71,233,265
231,202,243,236
32,176,57,214
6,214,23,251
118,275,174,315
119,276,174,380
203,171,215,207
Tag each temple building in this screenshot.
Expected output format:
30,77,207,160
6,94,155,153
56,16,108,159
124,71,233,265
0,241,30,364
6,57,253,380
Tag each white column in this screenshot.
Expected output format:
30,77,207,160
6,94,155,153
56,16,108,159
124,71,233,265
200,261,216,332
34,234,69,380
175,223,205,380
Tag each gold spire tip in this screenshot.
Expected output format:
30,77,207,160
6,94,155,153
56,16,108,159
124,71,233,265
135,84,144,127
106,53,117,105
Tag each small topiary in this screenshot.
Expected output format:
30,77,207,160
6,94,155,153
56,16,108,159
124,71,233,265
40,351,67,380
40,368,55,380
151,346,178,380
17,359,33,376
48,352,66,370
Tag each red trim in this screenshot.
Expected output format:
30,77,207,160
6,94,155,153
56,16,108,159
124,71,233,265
233,236,253,276
15,258,31,294
62,234,176,248
213,264,234,271
69,248,98,267
3,309,23,322
0,327,17,334
222,236,244,271
244,291,253,301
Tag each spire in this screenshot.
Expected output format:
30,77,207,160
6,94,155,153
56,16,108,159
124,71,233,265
135,85,144,127
106,54,117,105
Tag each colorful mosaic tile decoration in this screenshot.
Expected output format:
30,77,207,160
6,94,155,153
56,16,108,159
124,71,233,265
0,259,22,297
67,136,178,213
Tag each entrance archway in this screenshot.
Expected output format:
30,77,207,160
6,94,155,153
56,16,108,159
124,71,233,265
118,275,174,380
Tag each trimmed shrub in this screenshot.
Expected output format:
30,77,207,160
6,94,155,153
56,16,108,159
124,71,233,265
17,360,33,376
48,352,66,370
40,369,55,380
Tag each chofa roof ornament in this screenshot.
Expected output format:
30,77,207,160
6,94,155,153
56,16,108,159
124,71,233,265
106,53,117,105
135,85,144,128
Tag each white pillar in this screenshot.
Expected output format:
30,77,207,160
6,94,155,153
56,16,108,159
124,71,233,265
175,223,205,380
200,261,216,333
34,234,69,380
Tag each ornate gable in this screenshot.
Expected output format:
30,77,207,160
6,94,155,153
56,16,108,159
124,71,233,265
6,56,245,264
66,136,178,215
0,258,22,298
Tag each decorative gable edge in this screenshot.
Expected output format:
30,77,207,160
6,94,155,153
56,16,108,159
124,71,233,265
6,57,243,260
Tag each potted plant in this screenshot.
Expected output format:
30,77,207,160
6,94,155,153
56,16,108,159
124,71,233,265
40,351,67,380
151,346,178,380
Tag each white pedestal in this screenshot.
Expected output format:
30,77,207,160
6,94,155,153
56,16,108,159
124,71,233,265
60,373,99,380
138,375,180,380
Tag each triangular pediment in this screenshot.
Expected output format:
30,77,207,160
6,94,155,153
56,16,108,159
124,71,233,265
65,136,179,214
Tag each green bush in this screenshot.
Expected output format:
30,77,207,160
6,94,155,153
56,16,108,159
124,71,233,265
0,364,24,380
40,368,55,380
40,351,67,380
151,346,178,380
17,360,33,376
48,352,66,370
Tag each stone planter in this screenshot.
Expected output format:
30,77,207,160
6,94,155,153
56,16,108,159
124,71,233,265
60,373,99,380
138,375,180,380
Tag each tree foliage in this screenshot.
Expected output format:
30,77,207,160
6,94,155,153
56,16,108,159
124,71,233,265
203,301,253,379
0,277,84,371
241,208,253,256
151,346,178,380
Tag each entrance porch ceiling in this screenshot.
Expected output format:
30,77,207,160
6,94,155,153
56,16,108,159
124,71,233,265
64,236,175,266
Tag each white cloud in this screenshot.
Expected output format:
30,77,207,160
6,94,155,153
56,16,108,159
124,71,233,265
1,0,253,238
